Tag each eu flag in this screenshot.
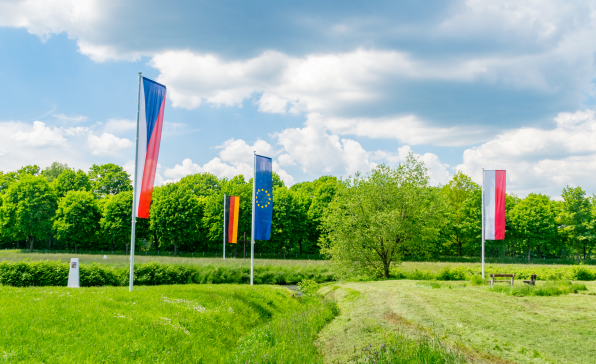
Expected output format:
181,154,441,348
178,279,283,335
254,155,272,240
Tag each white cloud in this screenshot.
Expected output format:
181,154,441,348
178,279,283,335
369,145,451,186
52,113,88,122
88,133,133,156
309,113,489,147
274,124,373,176
11,121,67,147
457,109,596,196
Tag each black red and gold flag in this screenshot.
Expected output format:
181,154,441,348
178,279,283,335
224,196,240,244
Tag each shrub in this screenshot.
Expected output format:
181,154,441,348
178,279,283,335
298,279,319,295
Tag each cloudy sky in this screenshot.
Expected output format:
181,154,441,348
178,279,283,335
1,0,596,197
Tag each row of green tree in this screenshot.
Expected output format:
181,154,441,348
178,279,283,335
1,158,595,262
0,162,338,256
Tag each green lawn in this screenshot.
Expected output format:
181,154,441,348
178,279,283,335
0,284,337,363
318,280,596,364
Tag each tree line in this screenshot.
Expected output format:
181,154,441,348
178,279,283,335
0,162,338,256
1,158,595,263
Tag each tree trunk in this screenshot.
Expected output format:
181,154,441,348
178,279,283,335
583,243,586,260
527,246,531,263
299,239,303,255
537,245,542,259
16,240,19,249
234,244,237,258
125,244,129,255
74,242,77,254
28,236,34,253
383,261,390,278
174,242,177,256
458,241,462,257
576,249,580,264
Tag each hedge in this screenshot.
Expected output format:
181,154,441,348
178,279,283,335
0,261,337,287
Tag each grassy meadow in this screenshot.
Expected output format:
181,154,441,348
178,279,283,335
0,284,337,363
318,280,596,364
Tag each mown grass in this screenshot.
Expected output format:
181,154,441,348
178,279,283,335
319,280,596,363
0,284,337,363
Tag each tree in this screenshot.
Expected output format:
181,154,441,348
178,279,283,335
0,165,41,194
88,163,132,198
510,194,556,262
441,171,479,256
100,191,149,252
263,186,307,257
179,172,221,199
320,154,447,278
150,183,202,255
558,186,593,263
53,191,101,252
52,168,91,198
41,162,69,182
0,175,57,251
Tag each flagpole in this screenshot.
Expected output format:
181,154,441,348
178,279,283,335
129,72,142,292
223,193,226,261
251,151,255,286
481,168,485,280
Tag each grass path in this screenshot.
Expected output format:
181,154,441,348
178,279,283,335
318,280,596,364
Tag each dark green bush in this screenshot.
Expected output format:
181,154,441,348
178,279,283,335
0,260,337,287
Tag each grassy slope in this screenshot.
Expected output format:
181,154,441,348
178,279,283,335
318,280,596,364
0,284,336,363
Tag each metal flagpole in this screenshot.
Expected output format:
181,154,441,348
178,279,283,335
251,151,256,285
482,168,485,280
223,194,226,261
129,72,142,292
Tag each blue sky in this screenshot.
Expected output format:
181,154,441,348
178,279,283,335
1,0,596,197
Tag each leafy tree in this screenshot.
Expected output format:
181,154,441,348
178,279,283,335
41,162,69,182
0,165,41,194
88,163,132,198
17,165,40,176
262,186,307,257
100,191,149,252
441,171,479,256
320,155,447,278
202,175,252,253
510,194,556,262
52,168,91,198
150,183,202,255
0,175,57,251
179,172,221,199
53,191,101,252
558,186,593,262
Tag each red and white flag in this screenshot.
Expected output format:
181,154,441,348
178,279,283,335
483,170,506,240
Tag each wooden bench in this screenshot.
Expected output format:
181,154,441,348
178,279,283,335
487,274,515,288
523,274,537,286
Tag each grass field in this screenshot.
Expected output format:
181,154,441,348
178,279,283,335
318,280,596,363
0,284,337,363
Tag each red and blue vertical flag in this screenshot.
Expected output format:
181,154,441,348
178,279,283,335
134,77,166,219
254,155,273,240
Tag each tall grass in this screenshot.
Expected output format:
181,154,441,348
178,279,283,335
350,333,466,364
0,284,337,363
490,281,588,296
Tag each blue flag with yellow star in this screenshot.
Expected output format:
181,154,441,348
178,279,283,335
254,155,273,240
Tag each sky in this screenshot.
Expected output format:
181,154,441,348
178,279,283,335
1,0,596,198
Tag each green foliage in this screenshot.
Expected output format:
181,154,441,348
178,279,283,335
0,175,57,251
100,191,148,251
0,284,333,363
53,190,101,251
298,278,320,295
491,281,588,297
558,186,594,262
179,172,221,199
321,154,448,278
0,260,337,287
151,183,203,254
41,162,69,182
51,168,91,198
351,333,466,364
510,193,557,262
88,163,132,198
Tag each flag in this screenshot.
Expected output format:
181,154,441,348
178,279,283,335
224,195,240,244
483,170,506,240
254,155,272,240
134,77,166,218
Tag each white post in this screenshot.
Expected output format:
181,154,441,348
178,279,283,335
251,151,256,285
67,258,80,288
129,72,142,292
482,168,485,280
223,193,226,261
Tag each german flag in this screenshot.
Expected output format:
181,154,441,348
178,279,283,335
224,195,240,244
